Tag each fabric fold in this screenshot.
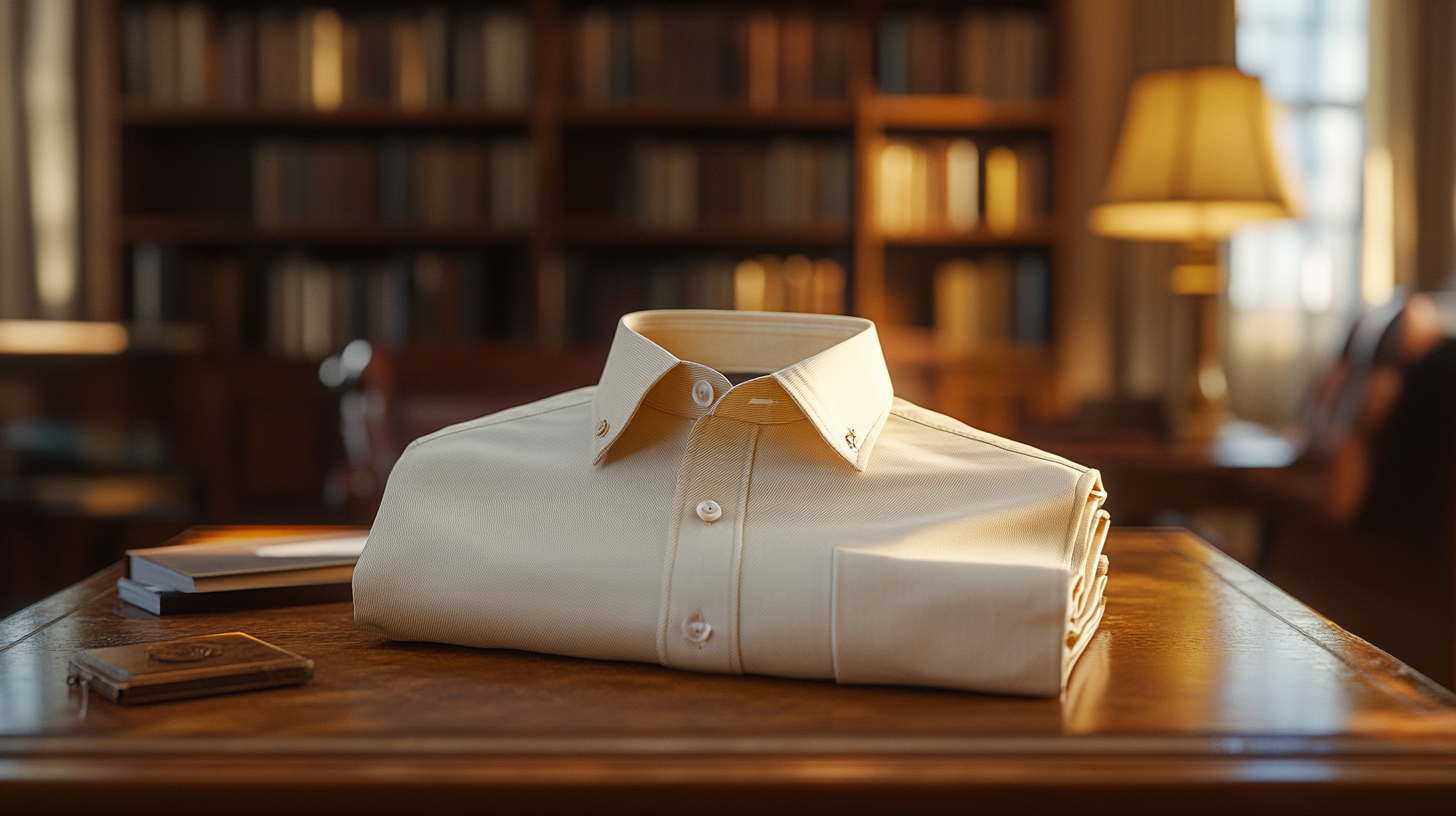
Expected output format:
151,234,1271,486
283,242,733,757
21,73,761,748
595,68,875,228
354,310,1111,697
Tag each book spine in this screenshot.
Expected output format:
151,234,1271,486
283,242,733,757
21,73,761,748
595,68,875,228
175,3,210,107
878,12,907,95
946,138,980,231
814,14,846,100
1013,252,1051,345
483,10,530,107
983,145,1019,235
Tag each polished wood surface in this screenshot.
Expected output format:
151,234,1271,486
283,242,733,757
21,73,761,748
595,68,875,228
3,528,1455,815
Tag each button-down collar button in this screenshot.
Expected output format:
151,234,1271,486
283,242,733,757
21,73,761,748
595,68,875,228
692,379,714,407
695,500,722,523
594,420,610,437
684,617,713,644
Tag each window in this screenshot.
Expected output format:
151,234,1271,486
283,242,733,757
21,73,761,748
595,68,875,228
1228,0,1368,425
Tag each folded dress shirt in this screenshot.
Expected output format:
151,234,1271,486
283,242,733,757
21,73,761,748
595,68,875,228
354,310,1110,696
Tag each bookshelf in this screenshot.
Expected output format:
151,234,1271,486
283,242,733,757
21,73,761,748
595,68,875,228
76,0,1071,521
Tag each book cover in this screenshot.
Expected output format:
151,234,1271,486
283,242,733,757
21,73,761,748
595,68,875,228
117,576,354,616
126,527,369,593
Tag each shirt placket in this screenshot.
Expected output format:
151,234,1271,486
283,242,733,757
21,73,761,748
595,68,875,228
658,414,758,674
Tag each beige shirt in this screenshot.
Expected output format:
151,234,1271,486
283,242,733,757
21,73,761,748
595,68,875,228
354,310,1110,696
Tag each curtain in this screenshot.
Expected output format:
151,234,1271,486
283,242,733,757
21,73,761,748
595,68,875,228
0,0,80,321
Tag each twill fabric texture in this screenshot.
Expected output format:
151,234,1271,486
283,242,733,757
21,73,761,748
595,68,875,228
353,309,1111,696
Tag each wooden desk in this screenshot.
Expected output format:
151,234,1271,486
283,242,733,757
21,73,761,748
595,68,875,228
3,529,1456,815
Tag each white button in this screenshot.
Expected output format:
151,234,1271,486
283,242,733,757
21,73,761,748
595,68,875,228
684,617,713,644
692,380,714,407
695,500,722,523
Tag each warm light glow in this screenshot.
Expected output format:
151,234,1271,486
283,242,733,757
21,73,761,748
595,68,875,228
311,8,344,111
0,320,129,354
1090,67,1299,241
25,0,80,316
1361,146,1395,305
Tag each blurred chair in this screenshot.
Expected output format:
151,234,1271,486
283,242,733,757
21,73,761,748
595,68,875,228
326,343,607,523
1252,291,1456,688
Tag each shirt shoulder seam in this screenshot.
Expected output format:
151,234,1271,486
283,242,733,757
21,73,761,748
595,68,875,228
889,406,1086,474
404,392,593,452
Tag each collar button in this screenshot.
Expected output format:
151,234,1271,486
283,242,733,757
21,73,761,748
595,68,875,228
594,420,610,437
692,380,715,407
695,500,722,523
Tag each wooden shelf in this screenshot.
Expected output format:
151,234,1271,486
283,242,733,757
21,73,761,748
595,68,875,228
80,0,1073,512
122,216,531,246
560,102,853,130
881,224,1058,247
558,218,852,247
120,103,531,129
871,95,1060,130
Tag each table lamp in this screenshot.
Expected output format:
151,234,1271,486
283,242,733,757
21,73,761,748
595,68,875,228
1090,66,1299,440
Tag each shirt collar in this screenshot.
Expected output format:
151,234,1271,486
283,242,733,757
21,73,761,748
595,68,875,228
590,310,895,472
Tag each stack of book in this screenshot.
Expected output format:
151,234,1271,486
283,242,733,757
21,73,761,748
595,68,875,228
878,139,1047,235
122,3,531,110
565,7,846,105
252,136,534,229
119,527,370,615
623,138,850,229
879,7,1053,98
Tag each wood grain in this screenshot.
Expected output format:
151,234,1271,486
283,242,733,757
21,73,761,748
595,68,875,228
3,529,1455,815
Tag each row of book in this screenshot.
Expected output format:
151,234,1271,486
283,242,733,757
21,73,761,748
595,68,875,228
267,252,495,360
129,244,520,357
122,3,530,110
622,139,850,228
880,8,1053,98
575,253,845,345
253,138,534,228
567,8,846,106
934,253,1051,351
878,139,1048,235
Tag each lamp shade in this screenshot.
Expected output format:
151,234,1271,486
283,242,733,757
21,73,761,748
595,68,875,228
1090,67,1298,241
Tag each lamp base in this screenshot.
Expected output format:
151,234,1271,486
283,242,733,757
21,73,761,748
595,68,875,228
1171,243,1227,442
